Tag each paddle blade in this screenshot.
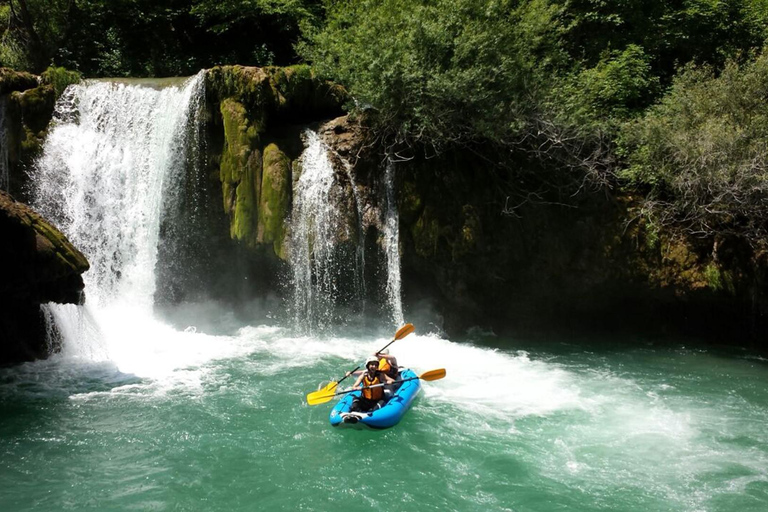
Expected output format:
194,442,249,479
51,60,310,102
394,323,415,340
306,389,336,406
419,368,446,381
306,381,337,406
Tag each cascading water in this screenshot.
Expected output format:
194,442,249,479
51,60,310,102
290,131,406,332
290,130,352,333
382,158,404,325
29,73,211,371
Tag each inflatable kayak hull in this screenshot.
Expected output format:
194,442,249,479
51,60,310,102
329,369,421,429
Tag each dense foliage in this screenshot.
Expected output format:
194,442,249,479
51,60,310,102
620,54,768,243
0,0,321,76
3,0,768,242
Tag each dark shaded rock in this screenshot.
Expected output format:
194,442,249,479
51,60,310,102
0,190,89,365
317,114,768,347
2,71,57,200
0,68,39,95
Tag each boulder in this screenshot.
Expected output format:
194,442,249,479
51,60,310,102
0,191,89,364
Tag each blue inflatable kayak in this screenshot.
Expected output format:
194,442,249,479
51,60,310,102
329,369,421,429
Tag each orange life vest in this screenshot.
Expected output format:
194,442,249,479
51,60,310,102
362,373,384,401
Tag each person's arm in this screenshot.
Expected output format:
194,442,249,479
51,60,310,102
352,373,365,390
380,372,396,384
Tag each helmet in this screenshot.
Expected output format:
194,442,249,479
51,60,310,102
378,358,391,372
365,356,379,368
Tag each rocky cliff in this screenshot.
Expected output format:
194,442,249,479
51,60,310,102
0,190,90,364
319,115,767,347
2,64,763,351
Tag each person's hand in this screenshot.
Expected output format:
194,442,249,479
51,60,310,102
345,371,352,378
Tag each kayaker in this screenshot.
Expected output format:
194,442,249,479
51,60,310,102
350,356,395,413
376,351,400,380
344,351,399,379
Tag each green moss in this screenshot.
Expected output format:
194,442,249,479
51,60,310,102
412,206,440,258
206,66,275,124
219,98,262,246
454,205,481,259
399,179,424,224
0,68,38,95
704,262,737,294
644,219,660,250
259,143,292,260
267,65,314,109
41,67,82,98
704,262,723,291
30,214,89,273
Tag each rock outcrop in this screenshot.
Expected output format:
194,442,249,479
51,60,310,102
0,191,89,364
1,67,79,200
205,65,346,258
319,115,767,347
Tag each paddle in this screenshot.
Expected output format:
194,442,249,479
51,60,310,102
306,323,415,404
306,368,446,406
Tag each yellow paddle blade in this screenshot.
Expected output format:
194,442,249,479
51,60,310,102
306,381,337,405
394,323,415,340
306,389,338,406
419,368,446,381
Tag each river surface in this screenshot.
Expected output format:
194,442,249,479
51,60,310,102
1,318,767,512
5,73,768,511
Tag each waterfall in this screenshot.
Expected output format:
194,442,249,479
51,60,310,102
383,158,404,325
30,73,206,358
0,96,8,191
290,131,351,333
290,131,406,332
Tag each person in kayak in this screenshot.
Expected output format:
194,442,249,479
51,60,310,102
376,351,400,380
349,356,396,413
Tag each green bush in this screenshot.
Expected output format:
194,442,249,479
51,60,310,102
300,0,564,149
41,66,81,97
619,51,768,243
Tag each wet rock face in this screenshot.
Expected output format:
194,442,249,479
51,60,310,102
0,68,57,200
0,190,89,364
316,115,768,344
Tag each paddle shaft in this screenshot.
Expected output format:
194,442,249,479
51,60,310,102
334,324,413,387
331,375,420,398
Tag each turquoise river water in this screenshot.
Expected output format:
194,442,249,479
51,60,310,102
4,73,767,511
1,320,767,512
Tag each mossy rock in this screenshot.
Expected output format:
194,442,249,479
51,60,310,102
206,65,346,125
0,68,38,95
41,67,82,97
259,143,292,260
219,98,262,246
10,84,55,135
412,205,441,258
206,66,276,125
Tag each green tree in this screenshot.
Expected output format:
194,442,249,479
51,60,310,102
0,0,73,72
619,51,768,243
301,0,565,149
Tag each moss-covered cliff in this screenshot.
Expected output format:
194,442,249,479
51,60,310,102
0,190,90,364
1,67,80,200
204,65,345,261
